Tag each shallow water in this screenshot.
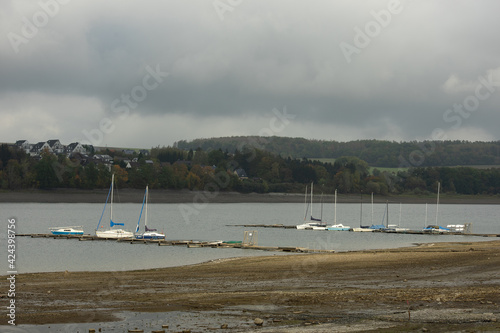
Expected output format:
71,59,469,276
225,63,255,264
0,202,498,273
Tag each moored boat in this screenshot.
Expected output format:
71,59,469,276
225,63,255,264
95,174,134,239
423,225,450,233
327,224,351,231
135,185,166,240
49,226,84,235
296,183,326,230
326,190,351,231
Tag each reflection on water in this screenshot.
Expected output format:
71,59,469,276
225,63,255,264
0,202,498,273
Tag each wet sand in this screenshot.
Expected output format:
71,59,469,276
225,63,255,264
4,240,500,331
1,188,499,204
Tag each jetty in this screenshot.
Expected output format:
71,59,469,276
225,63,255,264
15,233,335,253
227,224,500,237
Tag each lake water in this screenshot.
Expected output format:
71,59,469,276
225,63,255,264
1,202,499,273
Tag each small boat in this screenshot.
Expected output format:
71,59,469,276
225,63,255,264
326,190,350,231
49,226,84,235
423,225,450,233
135,186,165,240
327,224,351,231
296,183,327,230
385,203,409,232
422,182,448,233
447,224,466,232
352,192,373,232
351,227,374,232
96,174,134,239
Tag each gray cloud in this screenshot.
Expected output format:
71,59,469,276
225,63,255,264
1,0,500,148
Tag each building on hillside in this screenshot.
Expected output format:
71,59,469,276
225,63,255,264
30,142,52,156
47,140,64,154
15,140,31,154
65,142,87,156
92,154,113,172
234,168,248,179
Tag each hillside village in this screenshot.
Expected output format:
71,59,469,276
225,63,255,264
13,139,152,171
1,138,500,196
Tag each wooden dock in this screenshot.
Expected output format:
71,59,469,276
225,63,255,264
15,233,335,253
227,224,500,237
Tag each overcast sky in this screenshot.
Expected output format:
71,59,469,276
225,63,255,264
1,0,499,148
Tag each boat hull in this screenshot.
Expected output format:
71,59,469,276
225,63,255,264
351,228,374,232
51,231,84,235
327,224,350,231
136,232,166,240
296,222,327,230
96,229,134,239
49,226,84,235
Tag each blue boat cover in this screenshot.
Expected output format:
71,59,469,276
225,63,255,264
110,220,125,227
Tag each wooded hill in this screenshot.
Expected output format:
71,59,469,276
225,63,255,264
176,137,500,168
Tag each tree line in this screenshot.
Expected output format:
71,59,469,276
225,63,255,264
176,136,500,168
1,144,499,196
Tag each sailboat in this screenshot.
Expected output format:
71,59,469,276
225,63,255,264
135,186,165,240
96,174,134,239
423,182,450,233
296,182,327,230
352,192,374,232
370,200,388,230
382,202,409,232
327,189,350,231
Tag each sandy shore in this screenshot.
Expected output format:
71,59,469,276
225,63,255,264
1,188,499,204
3,240,499,331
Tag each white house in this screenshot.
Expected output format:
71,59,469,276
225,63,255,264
65,142,87,156
30,142,52,156
47,139,64,154
15,140,31,154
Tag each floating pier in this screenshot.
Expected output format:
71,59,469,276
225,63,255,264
15,233,334,253
228,224,500,237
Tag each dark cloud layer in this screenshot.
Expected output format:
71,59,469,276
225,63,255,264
1,0,499,148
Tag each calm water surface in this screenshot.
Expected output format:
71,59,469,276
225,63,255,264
1,202,498,273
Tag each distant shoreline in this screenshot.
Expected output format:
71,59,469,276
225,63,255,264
0,189,498,204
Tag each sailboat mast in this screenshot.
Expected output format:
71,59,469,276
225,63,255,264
371,192,374,225
386,201,389,227
435,182,440,225
110,173,114,222
425,203,428,227
359,192,363,227
334,189,337,224
145,185,149,230
320,192,323,222
310,182,314,219
304,185,308,221
399,202,402,227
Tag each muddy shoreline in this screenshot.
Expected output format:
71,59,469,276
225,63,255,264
3,240,499,331
1,188,499,204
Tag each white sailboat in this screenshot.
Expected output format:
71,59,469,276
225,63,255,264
135,186,165,240
296,182,327,230
384,202,409,232
423,182,450,233
96,174,134,239
49,226,84,235
352,192,374,232
327,189,350,231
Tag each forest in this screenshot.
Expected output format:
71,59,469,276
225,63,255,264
176,136,500,167
1,143,500,196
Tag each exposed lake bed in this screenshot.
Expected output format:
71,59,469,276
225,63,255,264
4,240,500,332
